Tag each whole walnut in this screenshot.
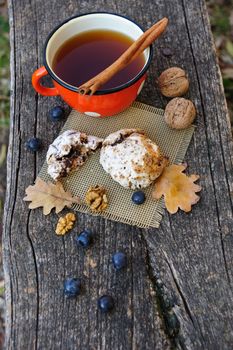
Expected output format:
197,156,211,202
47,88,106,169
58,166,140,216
158,67,189,97
164,97,196,129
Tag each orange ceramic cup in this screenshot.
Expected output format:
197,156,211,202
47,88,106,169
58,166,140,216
32,13,152,117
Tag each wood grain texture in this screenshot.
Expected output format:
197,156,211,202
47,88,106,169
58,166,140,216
3,0,233,349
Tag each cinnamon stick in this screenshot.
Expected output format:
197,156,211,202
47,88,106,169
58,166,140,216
78,17,168,95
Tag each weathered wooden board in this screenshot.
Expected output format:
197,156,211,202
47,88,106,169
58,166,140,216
3,0,233,349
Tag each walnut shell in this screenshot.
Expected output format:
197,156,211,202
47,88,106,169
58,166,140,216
85,185,108,212
55,212,76,235
158,67,189,97
164,97,196,129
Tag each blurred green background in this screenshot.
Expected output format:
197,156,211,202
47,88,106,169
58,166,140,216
0,0,232,347
208,0,233,121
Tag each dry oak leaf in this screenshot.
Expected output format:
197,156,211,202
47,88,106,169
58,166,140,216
152,164,201,214
24,178,81,215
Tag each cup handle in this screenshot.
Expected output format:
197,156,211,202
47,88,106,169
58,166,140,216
32,66,59,96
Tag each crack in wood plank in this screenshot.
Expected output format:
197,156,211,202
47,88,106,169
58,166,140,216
140,233,179,348
25,210,39,349
162,250,205,345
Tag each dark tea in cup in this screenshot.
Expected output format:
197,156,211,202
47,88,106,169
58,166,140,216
32,13,152,116
52,29,145,90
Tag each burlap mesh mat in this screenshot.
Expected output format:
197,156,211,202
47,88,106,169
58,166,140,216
39,101,195,228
